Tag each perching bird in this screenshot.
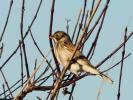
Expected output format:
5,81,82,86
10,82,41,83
49,31,113,84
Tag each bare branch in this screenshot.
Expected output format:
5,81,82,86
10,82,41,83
96,31,133,68
0,70,13,98
0,43,4,58
20,0,30,78
2,84,7,99
0,0,43,71
75,0,87,45
0,0,13,42
49,0,61,74
87,7,107,59
102,53,131,73
19,40,24,87
117,27,127,100
72,8,82,42
68,83,76,100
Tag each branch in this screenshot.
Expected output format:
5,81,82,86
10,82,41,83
0,43,4,58
102,53,131,73
0,0,42,71
0,0,13,42
75,0,87,45
68,83,76,100
0,70,13,98
87,6,107,59
96,31,133,68
117,27,127,100
20,0,30,78
29,30,56,79
0,75,26,97
81,0,109,51
49,0,61,74
13,49,52,99
72,8,82,42
2,84,7,99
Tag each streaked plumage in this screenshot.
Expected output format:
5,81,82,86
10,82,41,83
49,31,113,84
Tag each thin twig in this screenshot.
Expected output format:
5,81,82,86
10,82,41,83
0,0,13,42
49,0,61,74
68,83,76,100
29,30,45,57
38,72,54,86
96,31,133,68
20,0,30,78
0,0,43,71
81,0,109,52
75,0,87,45
81,10,90,52
19,40,24,87
117,27,127,100
33,59,37,81
34,60,51,84
83,10,89,29
90,0,95,16
0,43,4,58
65,19,71,34
88,7,107,60
14,60,45,100
13,49,52,99
29,30,55,79
2,84,7,99
4,79,27,98
0,70,13,98
102,53,131,73
72,8,82,42
36,96,42,100
0,75,26,97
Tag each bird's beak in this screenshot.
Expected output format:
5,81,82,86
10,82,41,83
49,35,54,39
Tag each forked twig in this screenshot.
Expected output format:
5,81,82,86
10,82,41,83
68,83,76,100
0,70,13,98
117,27,127,100
0,75,26,97
96,31,133,68
102,53,131,73
0,0,42,71
29,30,56,79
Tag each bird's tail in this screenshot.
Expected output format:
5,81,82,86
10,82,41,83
98,74,113,84
83,65,113,84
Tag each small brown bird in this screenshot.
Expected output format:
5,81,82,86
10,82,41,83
49,31,113,84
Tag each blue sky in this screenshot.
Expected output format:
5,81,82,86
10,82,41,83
0,0,133,100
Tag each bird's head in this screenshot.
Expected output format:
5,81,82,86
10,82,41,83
49,31,71,43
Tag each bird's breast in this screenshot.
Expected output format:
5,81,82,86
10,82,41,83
54,43,72,66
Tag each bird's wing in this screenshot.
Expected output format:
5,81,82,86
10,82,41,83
64,41,86,60
64,41,76,52
64,42,94,66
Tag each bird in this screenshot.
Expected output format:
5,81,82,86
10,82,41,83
49,31,113,84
